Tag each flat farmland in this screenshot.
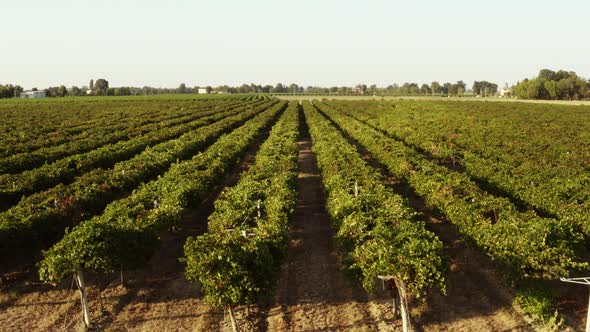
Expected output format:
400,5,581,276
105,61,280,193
0,95,588,331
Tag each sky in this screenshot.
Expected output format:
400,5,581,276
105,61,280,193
1,0,589,89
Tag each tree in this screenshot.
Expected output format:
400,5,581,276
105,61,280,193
178,83,187,94
113,87,131,96
574,77,589,99
0,84,24,98
557,78,576,100
58,85,68,97
237,84,251,93
289,83,299,94
273,83,285,93
457,86,465,96
420,84,431,95
472,81,498,96
94,79,109,95
455,81,466,96
430,82,442,95
555,70,576,81
44,87,55,97
399,83,419,95
513,79,528,99
71,86,82,96
339,86,351,94
447,84,457,96
514,69,590,100
89,79,94,91
538,69,557,81
45,86,69,98
544,80,558,99
250,83,261,93
526,79,545,99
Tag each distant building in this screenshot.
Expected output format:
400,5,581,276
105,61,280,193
20,91,46,99
198,88,209,94
352,86,363,94
500,88,512,98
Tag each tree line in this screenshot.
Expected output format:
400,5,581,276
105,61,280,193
5,70,588,100
0,84,24,99
41,80,185,97
0,78,501,99
208,81,497,96
513,69,589,100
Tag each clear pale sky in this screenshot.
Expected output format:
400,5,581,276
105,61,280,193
1,0,589,89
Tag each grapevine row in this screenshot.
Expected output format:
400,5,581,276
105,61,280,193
0,95,250,149
0,100,279,259
302,101,445,328
39,100,288,286
328,100,590,237
183,101,300,307
316,101,587,278
0,100,254,174
0,98,249,159
0,99,269,206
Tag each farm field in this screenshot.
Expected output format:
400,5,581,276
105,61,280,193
0,95,589,331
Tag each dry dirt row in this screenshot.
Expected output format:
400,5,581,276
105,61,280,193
261,129,396,332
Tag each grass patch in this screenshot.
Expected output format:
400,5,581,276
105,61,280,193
514,280,563,329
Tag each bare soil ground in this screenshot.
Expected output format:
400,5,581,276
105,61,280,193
417,217,534,331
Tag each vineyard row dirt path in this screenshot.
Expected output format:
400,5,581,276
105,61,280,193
263,113,396,331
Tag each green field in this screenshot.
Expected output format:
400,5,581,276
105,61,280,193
0,95,588,331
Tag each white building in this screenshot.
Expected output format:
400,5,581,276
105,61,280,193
197,88,209,94
20,91,46,99
500,88,512,98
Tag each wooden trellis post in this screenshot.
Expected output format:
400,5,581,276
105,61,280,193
256,200,261,218
378,275,414,332
120,270,126,287
227,305,239,332
74,270,91,328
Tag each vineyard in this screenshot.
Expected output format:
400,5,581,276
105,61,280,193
0,95,589,331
